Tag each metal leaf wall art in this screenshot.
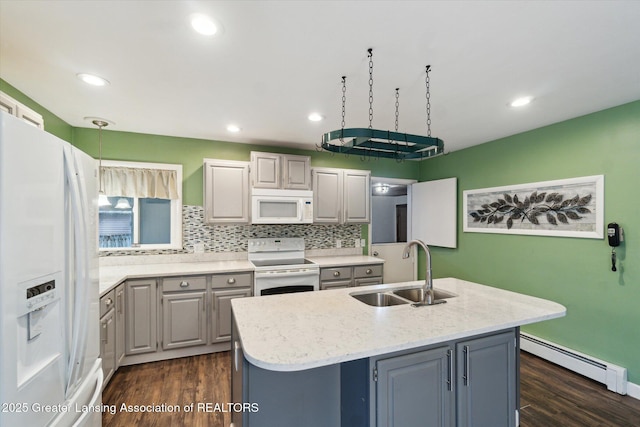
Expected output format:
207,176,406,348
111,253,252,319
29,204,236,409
469,191,592,229
463,175,604,239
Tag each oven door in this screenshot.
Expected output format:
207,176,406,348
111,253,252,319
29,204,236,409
254,268,319,296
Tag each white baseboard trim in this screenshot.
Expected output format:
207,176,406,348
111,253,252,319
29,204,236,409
520,332,639,400
627,381,640,400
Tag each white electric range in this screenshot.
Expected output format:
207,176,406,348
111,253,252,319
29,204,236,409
248,237,319,296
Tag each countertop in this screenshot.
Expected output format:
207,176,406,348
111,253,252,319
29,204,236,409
306,255,383,267
99,260,254,295
231,277,566,372
98,254,383,296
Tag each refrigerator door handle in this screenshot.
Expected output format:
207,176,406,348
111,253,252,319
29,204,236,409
70,363,103,427
63,146,91,396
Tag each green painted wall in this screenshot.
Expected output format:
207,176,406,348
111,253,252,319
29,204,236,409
0,79,73,142
419,100,640,384
71,128,421,206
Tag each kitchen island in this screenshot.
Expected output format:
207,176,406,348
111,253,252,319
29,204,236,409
230,277,566,427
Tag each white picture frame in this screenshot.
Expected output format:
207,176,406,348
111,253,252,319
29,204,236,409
463,175,604,239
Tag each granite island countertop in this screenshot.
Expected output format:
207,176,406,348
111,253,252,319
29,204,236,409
231,277,566,372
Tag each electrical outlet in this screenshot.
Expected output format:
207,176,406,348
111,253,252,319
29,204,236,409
353,239,360,247
360,239,366,247
193,243,205,253
336,239,342,248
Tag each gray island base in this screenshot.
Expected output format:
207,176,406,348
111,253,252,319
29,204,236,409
230,278,566,427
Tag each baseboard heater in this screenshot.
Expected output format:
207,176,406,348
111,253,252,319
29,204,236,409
520,332,627,395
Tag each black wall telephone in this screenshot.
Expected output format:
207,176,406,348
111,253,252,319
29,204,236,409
607,222,623,271
608,223,621,247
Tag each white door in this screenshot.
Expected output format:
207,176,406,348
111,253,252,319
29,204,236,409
371,243,416,283
410,177,457,248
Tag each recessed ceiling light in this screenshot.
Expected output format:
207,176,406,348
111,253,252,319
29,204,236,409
510,96,534,108
77,73,110,86
308,113,324,122
191,13,219,36
227,124,241,133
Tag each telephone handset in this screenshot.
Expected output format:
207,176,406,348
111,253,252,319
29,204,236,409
607,223,623,272
608,223,621,247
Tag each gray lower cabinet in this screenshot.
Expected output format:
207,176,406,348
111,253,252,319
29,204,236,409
320,264,383,290
115,284,125,367
341,328,519,427
456,330,517,427
375,346,453,427
99,290,116,386
161,275,207,350
125,279,158,355
162,291,207,350
212,288,251,343
211,272,252,343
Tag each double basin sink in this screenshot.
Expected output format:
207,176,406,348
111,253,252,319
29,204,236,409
351,286,456,307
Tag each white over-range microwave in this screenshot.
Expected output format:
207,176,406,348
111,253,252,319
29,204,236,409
251,188,313,224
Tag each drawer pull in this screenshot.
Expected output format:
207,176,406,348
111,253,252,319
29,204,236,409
104,298,113,306
179,281,189,288
227,277,236,285
333,271,340,277
366,269,372,275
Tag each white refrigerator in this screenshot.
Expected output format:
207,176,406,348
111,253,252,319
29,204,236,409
0,112,103,426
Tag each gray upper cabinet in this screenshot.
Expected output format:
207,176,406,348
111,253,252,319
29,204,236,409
282,154,311,189
312,168,344,224
312,167,371,224
251,151,311,190
312,168,343,223
203,159,250,224
344,169,371,223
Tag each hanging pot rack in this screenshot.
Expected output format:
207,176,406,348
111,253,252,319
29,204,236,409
320,49,444,161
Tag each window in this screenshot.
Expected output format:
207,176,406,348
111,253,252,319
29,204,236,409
98,160,182,251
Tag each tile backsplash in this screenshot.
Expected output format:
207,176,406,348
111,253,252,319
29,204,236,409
100,205,362,257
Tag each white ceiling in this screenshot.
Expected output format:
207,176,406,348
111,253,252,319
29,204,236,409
2,1,639,153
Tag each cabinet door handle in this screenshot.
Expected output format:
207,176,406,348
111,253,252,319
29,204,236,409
227,277,236,285
366,269,372,275
180,281,189,288
234,340,240,372
463,345,470,386
117,292,123,314
373,251,379,256
447,349,453,391
104,298,113,307
333,271,340,277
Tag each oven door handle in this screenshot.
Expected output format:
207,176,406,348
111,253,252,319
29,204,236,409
254,269,319,279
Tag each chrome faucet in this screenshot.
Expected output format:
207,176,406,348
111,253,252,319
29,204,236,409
402,239,435,305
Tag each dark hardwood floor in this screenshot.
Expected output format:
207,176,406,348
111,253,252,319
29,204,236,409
519,352,640,427
103,351,640,427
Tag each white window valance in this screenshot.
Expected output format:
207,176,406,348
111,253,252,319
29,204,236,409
101,166,179,199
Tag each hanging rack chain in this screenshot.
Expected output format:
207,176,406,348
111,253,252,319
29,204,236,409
340,76,347,144
425,65,432,137
395,88,400,132
368,48,374,130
